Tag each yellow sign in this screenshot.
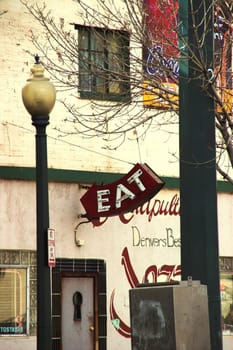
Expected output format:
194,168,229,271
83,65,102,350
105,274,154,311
216,88,233,115
143,81,179,109
143,81,232,114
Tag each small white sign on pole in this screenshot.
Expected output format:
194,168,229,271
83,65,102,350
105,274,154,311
48,228,56,267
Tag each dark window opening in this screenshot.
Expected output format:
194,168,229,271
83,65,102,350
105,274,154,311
76,25,130,102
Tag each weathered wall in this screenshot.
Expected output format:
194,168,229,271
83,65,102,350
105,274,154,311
0,1,232,350
0,0,179,176
0,178,232,349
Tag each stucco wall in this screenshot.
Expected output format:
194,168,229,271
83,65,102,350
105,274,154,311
0,1,232,350
0,179,181,350
0,178,232,349
0,0,179,177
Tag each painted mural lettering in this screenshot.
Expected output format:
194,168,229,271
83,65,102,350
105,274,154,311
92,194,180,227
81,163,164,218
167,227,180,247
125,193,180,222
97,168,146,212
143,264,181,284
110,247,181,338
146,45,179,79
132,226,180,248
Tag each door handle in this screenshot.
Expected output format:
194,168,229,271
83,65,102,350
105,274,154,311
89,325,94,332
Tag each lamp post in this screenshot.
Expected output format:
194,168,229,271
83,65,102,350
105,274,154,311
22,55,56,350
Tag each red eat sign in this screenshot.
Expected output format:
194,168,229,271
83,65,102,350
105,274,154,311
80,163,165,219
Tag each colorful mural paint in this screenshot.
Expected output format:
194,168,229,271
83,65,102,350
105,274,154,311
143,0,179,108
143,0,232,111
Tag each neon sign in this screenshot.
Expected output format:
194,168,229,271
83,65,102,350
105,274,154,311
81,163,164,219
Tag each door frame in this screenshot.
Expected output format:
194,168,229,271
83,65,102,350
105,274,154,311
51,258,107,350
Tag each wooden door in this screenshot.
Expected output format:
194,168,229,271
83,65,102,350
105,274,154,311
61,277,95,350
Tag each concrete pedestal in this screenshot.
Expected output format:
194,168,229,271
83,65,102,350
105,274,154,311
129,280,210,350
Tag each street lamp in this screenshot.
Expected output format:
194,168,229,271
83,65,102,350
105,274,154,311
22,55,56,350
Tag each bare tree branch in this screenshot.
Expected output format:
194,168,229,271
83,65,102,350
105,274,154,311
21,0,233,184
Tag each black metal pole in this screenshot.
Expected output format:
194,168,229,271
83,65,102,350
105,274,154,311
32,116,52,350
179,1,222,349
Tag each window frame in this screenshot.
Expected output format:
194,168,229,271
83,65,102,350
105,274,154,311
0,266,30,336
76,24,131,102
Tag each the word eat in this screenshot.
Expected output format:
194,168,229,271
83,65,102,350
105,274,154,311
80,163,164,219
97,168,146,212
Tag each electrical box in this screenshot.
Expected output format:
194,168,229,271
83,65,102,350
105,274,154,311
129,279,210,350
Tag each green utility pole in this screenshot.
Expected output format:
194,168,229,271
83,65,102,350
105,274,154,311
179,1,222,349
